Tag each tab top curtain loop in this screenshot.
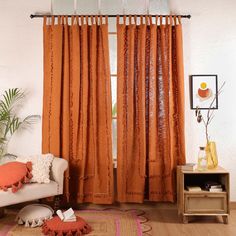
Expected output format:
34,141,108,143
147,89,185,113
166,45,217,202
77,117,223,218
115,15,180,26
43,15,109,26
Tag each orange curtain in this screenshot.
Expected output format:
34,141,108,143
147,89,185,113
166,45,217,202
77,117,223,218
42,16,114,204
117,15,186,203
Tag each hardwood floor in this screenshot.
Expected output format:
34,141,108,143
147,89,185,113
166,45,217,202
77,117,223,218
78,203,236,236
145,208,236,236
3,203,236,235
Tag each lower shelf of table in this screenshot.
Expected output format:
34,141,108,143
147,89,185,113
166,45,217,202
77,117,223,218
180,213,229,224
183,213,229,216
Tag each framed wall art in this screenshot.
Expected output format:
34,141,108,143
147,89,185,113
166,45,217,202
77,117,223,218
190,74,218,110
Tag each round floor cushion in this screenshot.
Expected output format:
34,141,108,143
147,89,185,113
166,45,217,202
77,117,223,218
16,204,54,228
0,161,32,193
42,216,92,236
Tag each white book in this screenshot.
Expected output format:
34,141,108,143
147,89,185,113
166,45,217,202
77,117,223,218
64,216,77,222
56,210,64,221
56,208,77,222
63,208,74,220
186,186,202,192
181,163,197,171
210,185,222,189
209,188,223,192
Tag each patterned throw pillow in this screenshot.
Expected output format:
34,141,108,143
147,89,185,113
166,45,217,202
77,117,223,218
16,204,54,227
0,161,32,193
16,154,54,184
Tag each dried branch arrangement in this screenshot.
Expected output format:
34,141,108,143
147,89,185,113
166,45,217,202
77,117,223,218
195,82,226,143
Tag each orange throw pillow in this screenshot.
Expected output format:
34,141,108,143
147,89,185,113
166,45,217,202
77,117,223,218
42,216,92,236
0,161,32,193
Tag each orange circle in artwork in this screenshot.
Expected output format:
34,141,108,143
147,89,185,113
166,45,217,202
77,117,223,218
198,88,210,98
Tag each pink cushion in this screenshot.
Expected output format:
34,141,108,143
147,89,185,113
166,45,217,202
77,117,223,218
42,216,91,236
0,161,32,193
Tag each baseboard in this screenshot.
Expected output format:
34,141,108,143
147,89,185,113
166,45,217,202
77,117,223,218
78,202,177,210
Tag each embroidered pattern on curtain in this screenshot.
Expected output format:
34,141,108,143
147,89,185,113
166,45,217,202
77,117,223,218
42,15,114,204
117,15,186,203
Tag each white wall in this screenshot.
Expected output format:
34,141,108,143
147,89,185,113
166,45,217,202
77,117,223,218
169,0,236,200
0,0,51,155
0,0,236,199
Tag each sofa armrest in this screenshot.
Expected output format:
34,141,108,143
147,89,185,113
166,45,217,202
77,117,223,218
50,157,68,194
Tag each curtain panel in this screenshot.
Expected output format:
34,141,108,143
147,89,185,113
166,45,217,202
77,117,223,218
42,16,114,204
117,15,186,203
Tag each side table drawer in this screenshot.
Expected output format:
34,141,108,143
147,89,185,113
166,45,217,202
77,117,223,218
185,193,227,213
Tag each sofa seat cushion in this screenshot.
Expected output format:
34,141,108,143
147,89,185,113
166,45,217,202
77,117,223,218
42,216,92,236
0,181,58,208
0,161,32,193
16,204,54,227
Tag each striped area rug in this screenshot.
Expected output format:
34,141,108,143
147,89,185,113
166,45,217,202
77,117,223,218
0,209,152,236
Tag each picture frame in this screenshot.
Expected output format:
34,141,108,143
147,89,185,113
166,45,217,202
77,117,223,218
190,74,218,110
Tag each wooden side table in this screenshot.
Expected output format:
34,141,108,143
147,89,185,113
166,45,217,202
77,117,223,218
177,166,230,224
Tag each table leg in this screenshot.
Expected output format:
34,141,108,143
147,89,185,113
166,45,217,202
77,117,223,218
222,215,228,224
183,215,188,224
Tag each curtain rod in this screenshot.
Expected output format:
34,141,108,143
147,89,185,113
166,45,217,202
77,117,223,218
30,14,191,19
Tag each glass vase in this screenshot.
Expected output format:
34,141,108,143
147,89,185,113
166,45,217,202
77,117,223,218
197,146,207,171
206,141,218,169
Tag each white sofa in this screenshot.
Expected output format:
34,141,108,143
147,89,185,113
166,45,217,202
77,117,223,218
0,157,68,208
